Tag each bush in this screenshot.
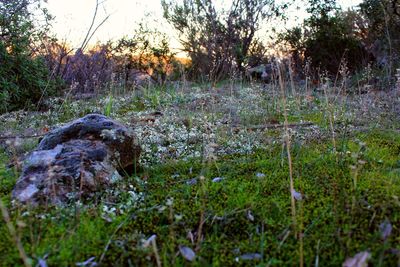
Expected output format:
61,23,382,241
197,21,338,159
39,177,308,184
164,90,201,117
303,13,370,74
279,1,372,77
61,45,115,93
359,0,400,86
41,23,179,93
0,43,57,113
0,0,60,113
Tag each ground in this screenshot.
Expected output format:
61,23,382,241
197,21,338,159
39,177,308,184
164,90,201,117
0,80,399,266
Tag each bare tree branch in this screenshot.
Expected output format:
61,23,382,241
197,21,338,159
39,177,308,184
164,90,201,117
79,0,110,51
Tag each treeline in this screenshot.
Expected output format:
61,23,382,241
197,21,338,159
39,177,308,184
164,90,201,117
0,0,399,113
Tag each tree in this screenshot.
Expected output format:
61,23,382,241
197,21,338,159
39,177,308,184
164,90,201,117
113,23,178,86
279,0,371,76
161,0,283,81
0,0,59,113
359,0,400,78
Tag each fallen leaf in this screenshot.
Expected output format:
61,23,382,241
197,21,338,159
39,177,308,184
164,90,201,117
247,210,255,221
212,177,224,183
38,258,48,267
186,178,197,185
291,189,303,201
343,251,371,267
179,245,196,261
76,256,97,266
143,234,157,248
379,220,392,240
187,231,195,244
16,220,27,228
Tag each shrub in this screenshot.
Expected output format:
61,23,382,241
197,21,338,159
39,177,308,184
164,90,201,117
359,0,400,86
42,23,179,93
62,45,115,93
279,1,372,77
0,43,58,112
0,0,60,113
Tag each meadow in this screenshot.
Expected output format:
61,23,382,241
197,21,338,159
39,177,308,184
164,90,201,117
1,76,399,266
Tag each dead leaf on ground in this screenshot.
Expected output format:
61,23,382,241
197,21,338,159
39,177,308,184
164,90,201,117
179,245,196,261
342,251,371,267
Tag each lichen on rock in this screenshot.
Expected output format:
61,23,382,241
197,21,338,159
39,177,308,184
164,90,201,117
12,114,141,206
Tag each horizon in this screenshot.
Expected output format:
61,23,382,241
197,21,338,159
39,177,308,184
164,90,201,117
46,0,363,50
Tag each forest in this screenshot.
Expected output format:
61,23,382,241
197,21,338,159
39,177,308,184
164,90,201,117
0,0,399,266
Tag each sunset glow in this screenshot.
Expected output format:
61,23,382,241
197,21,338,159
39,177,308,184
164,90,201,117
47,0,362,48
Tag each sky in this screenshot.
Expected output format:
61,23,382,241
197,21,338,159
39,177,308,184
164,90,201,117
46,0,363,49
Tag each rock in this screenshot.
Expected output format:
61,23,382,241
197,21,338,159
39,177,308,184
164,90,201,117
246,64,276,83
12,114,141,206
127,69,153,88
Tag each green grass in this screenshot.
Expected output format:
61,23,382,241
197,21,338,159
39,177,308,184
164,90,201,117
1,129,399,266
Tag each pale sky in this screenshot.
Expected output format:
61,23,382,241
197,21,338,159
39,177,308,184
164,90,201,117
46,0,363,49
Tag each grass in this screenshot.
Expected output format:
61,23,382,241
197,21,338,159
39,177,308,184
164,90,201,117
0,129,400,266
0,79,399,266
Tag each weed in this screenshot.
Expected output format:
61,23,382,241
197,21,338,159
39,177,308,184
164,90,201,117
0,77,399,266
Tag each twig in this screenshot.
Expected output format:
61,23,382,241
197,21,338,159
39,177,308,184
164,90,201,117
0,134,45,140
98,220,125,264
84,14,111,49
80,0,100,51
233,122,314,132
80,0,111,51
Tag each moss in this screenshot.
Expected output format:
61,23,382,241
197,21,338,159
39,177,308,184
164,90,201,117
0,153,17,201
0,81,399,265
0,129,399,266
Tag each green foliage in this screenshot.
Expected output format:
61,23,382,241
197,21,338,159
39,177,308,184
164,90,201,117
0,43,57,113
103,94,113,116
1,129,400,265
279,1,370,75
0,0,60,113
0,73,398,266
359,0,400,53
359,0,400,83
304,13,369,74
0,153,17,198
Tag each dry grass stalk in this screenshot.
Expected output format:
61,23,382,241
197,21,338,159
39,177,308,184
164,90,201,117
151,237,162,267
0,199,32,267
195,175,206,252
322,80,337,152
277,63,297,233
288,58,300,109
277,62,305,267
